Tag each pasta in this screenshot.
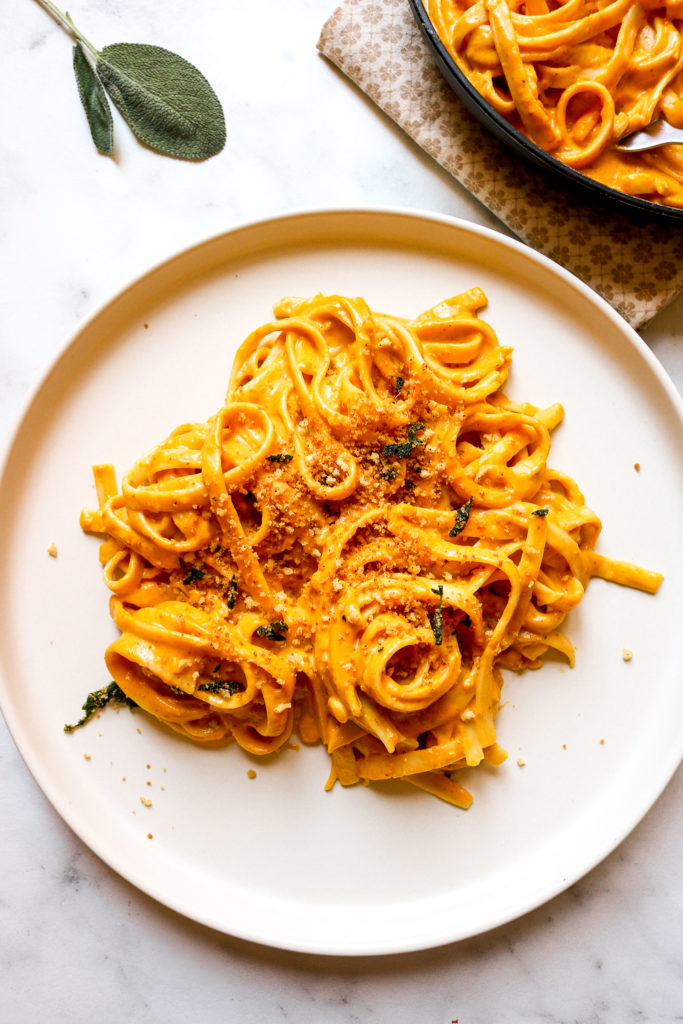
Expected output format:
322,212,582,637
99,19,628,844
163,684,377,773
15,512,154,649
80,290,662,808
426,0,683,207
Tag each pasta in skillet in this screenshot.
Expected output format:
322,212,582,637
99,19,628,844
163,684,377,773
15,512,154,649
426,0,683,207
79,290,662,808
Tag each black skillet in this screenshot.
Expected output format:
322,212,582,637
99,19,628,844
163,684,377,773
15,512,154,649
407,0,683,224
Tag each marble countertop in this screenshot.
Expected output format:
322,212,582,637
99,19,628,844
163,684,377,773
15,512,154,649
2,1,681,1020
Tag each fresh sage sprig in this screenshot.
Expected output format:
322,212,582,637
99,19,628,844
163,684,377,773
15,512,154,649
35,0,226,161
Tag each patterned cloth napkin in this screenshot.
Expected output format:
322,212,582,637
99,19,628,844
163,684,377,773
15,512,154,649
318,0,683,329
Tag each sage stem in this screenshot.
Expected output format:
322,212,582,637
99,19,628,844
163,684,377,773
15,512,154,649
34,0,100,59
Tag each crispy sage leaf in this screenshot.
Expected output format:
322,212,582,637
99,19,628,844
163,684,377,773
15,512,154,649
449,497,473,537
72,42,114,154
96,43,226,161
64,681,136,732
431,585,444,646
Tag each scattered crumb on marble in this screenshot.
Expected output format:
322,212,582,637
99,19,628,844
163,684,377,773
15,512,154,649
146,780,152,787
247,769,257,779
622,648,633,662
83,752,91,760
140,796,152,807
600,738,605,745
516,756,526,767
147,833,153,839
47,543,58,557
634,463,640,471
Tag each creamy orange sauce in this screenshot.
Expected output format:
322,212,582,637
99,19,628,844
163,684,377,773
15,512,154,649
81,292,661,807
427,0,683,207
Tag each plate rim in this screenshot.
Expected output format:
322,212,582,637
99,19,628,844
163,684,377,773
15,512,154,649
1,206,682,955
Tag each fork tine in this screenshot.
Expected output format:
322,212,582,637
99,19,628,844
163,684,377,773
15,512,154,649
616,119,683,153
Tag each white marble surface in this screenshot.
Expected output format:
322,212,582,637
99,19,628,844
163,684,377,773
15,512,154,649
1,1,681,1020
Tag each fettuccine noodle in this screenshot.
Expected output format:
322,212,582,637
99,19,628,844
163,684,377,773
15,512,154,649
426,0,683,206
80,291,661,808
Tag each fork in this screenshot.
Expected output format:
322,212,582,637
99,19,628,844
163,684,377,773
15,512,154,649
615,119,683,153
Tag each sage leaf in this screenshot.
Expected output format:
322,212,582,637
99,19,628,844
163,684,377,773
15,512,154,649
72,42,113,155
449,496,473,537
431,585,444,646
96,43,226,161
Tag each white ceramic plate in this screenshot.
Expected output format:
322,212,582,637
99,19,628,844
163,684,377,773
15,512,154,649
1,209,682,956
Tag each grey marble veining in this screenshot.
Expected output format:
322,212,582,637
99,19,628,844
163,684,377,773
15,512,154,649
1,2,681,1021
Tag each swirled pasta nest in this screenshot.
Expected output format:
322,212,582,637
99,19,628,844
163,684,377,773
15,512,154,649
79,290,660,807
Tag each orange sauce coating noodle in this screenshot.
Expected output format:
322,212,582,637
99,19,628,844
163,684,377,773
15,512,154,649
426,0,683,207
81,292,662,807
